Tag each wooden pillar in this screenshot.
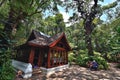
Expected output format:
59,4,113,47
65,51,67,64
29,47,35,65
47,48,51,68
62,51,64,65
63,51,65,64
64,51,66,64
57,50,59,66
66,51,68,64
54,50,56,66
51,50,53,67
58,51,60,66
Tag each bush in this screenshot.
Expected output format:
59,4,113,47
68,52,75,64
0,29,15,80
98,65,104,69
92,56,109,70
75,53,89,67
0,48,15,80
94,51,101,56
75,52,109,70
0,60,15,80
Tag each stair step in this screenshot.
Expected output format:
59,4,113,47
32,70,41,74
32,68,41,74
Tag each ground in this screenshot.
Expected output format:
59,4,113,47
16,63,120,80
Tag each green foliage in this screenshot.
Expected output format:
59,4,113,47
94,51,101,56
68,52,75,64
102,1,118,11
79,50,87,54
0,48,15,80
75,53,89,67
75,51,109,70
44,13,65,35
109,52,120,62
0,60,15,80
0,31,15,80
117,26,120,33
93,56,109,70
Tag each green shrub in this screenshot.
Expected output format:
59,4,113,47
75,53,89,67
0,60,15,80
109,52,120,62
93,56,109,70
68,52,75,64
0,48,15,80
94,51,101,56
75,52,109,70
79,50,87,54
0,28,16,80
98,65,104,70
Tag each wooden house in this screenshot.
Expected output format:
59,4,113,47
16,30,71,68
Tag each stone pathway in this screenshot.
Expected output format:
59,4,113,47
18,63,120,80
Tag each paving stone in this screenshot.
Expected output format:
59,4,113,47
16,63,120,80
116,77,120,79
99,78,110,80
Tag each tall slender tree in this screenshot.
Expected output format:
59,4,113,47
64,0,100,55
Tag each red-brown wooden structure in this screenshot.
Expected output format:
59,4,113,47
16,30,71,68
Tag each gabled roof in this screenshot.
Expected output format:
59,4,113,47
28,30,71,51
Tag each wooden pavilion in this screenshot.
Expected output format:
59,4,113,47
16,30,71,68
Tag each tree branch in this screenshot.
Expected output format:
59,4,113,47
0,0,5,7
30,0,34,7
94,0,98,7
28,11,42,16
28,0,48,17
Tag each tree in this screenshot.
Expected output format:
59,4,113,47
44,13,65,35
63,0,119,56
55,13,65,33
63,0,101,55
0,0,63,79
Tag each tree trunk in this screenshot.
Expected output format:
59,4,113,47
3,7,19,39
95,38,101,52
4,8,14,38
84,17,94,56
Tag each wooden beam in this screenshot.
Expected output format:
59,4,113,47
52,46,66,51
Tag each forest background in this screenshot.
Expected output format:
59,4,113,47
0,0,120,79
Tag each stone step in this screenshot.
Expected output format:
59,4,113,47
32,68,42,74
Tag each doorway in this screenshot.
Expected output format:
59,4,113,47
33,48,39,67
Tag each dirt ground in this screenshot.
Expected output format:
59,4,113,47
16,63,120,80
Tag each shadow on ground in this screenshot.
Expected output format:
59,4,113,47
17,63,120,80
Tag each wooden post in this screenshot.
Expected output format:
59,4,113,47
62,51,63,65
29,47,35,65
64,51,65,64
57,50,58,66
66,51,68,64
47,48,51,68
64,51,66,64
58,51,60,66
65,51,67,64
